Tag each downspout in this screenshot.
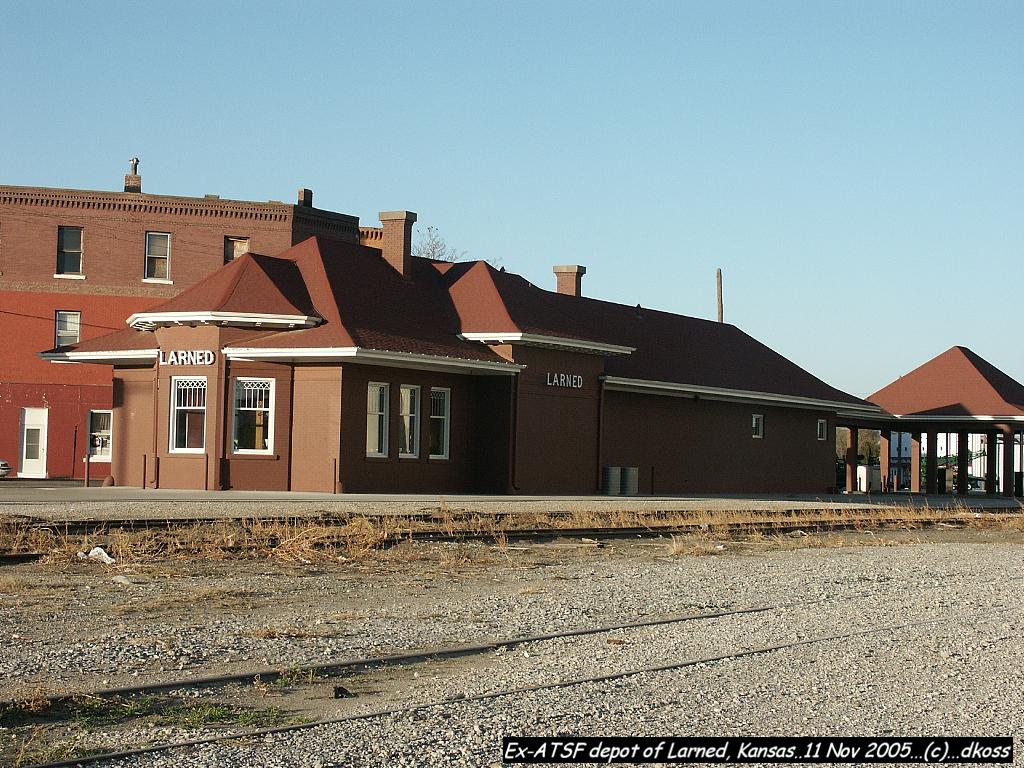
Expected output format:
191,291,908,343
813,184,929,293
596,376,605,494
508,372,519,493
150,366,159,488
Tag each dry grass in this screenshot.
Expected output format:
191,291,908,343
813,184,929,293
2,503,1020,567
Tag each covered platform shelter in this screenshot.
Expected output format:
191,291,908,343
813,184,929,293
842,346,1024,498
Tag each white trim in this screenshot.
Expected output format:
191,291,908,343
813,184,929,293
145,231,172,282
222,346,523,374
398,384,421,458
459,332,635,356
752,413,764,439
169,376,207,454
232,378,275,455
127,310,320,330
817,418,828,441
885,414,1024,423
141,277,174,285
429,387,451,460
366,382,389,458
53,273,86,280
88,409,113,461
40,349,159,364
602,375,884,414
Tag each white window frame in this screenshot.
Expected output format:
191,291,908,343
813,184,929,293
752,413,764,439
429,387,451,460
366,382,389,458
87,410,113,462
56,226,84,276
232,378,275,455
55,310,81,347
817,419,828,441
144,231,172,283
169,376,207,453
398,384,421,458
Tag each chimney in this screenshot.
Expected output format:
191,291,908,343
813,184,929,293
124,156,142,193
297,188,313,207
553,264,586,297
379,210,418,278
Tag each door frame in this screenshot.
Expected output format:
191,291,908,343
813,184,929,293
19,407,49,478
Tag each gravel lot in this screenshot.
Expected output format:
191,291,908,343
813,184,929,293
2,528,1022,766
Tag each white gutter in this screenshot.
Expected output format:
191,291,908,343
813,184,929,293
603,375,885,415
222,346,523,374
459,332,634,356
127,311,320,331
39,349,160,364
883,414,1024,423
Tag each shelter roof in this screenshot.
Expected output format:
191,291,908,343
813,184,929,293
869,346,1024,418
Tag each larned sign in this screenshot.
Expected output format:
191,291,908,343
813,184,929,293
158,350,216,366
546,372,584,388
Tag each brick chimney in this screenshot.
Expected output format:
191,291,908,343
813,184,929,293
553,265,586,297
379,211,418,278
124,156,142,193
297,188,313,207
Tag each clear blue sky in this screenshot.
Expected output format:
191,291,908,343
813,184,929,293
3,0,1021,397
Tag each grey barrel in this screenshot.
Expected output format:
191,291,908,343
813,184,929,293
601,466,622,495
621,466,639,495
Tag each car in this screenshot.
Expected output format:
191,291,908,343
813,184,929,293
0,459,11,479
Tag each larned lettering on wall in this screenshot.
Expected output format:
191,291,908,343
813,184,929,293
546,372,584,389
158,350,216,366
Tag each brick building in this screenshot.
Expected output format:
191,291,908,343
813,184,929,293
0,162,362,478
46,222,884,494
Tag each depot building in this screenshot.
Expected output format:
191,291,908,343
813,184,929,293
44,211,881,494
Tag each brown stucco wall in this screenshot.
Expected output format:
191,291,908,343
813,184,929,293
335,364,511,494
601,390,836,493
111,367,156,488
505,346,605,494
222,361,293,491
290,365,343,493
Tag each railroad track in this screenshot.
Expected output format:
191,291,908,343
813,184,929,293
20,603,996,768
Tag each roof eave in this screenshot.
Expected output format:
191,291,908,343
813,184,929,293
222,346,523,374
126,311,321,331
40,349,160,365
603,375,883,414
459,332,634,356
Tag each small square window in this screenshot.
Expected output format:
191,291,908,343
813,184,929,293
817,419,828,441
224,236,250,264
145,232,171,280
55,310,81,347
57,227,83,275
751,413,764,439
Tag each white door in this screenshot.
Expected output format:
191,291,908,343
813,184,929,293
19,408,48,478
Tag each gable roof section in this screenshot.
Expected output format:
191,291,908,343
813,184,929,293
126,253,319,328
441,262,868,407
869,346,1024,418
221,238,509,364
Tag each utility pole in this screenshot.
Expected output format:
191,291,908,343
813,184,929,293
716,267,724,323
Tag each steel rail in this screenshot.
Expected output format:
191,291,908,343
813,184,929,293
25,609,994,768
2,597,824,713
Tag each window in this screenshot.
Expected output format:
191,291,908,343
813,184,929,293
398,385,420,457
817,419,828,441
55,310,81,347
429,388,451,459
56,226,83,275
233,379,274,453
145,232,171,280
224,236,250,264
170,377,207,452
88,411,112,460
752,413,764,439
366,382,389,457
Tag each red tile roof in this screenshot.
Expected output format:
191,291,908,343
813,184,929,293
869,346,1024,417
52,237,871,405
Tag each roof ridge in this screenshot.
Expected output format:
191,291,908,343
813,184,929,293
214,253,255,311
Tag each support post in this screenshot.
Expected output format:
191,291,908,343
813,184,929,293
925,430,938,495
985,430,998,494
879,431,891,492
846,427,859,493
910,432,922,493
956,431,969,496
1002,428,1016,497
